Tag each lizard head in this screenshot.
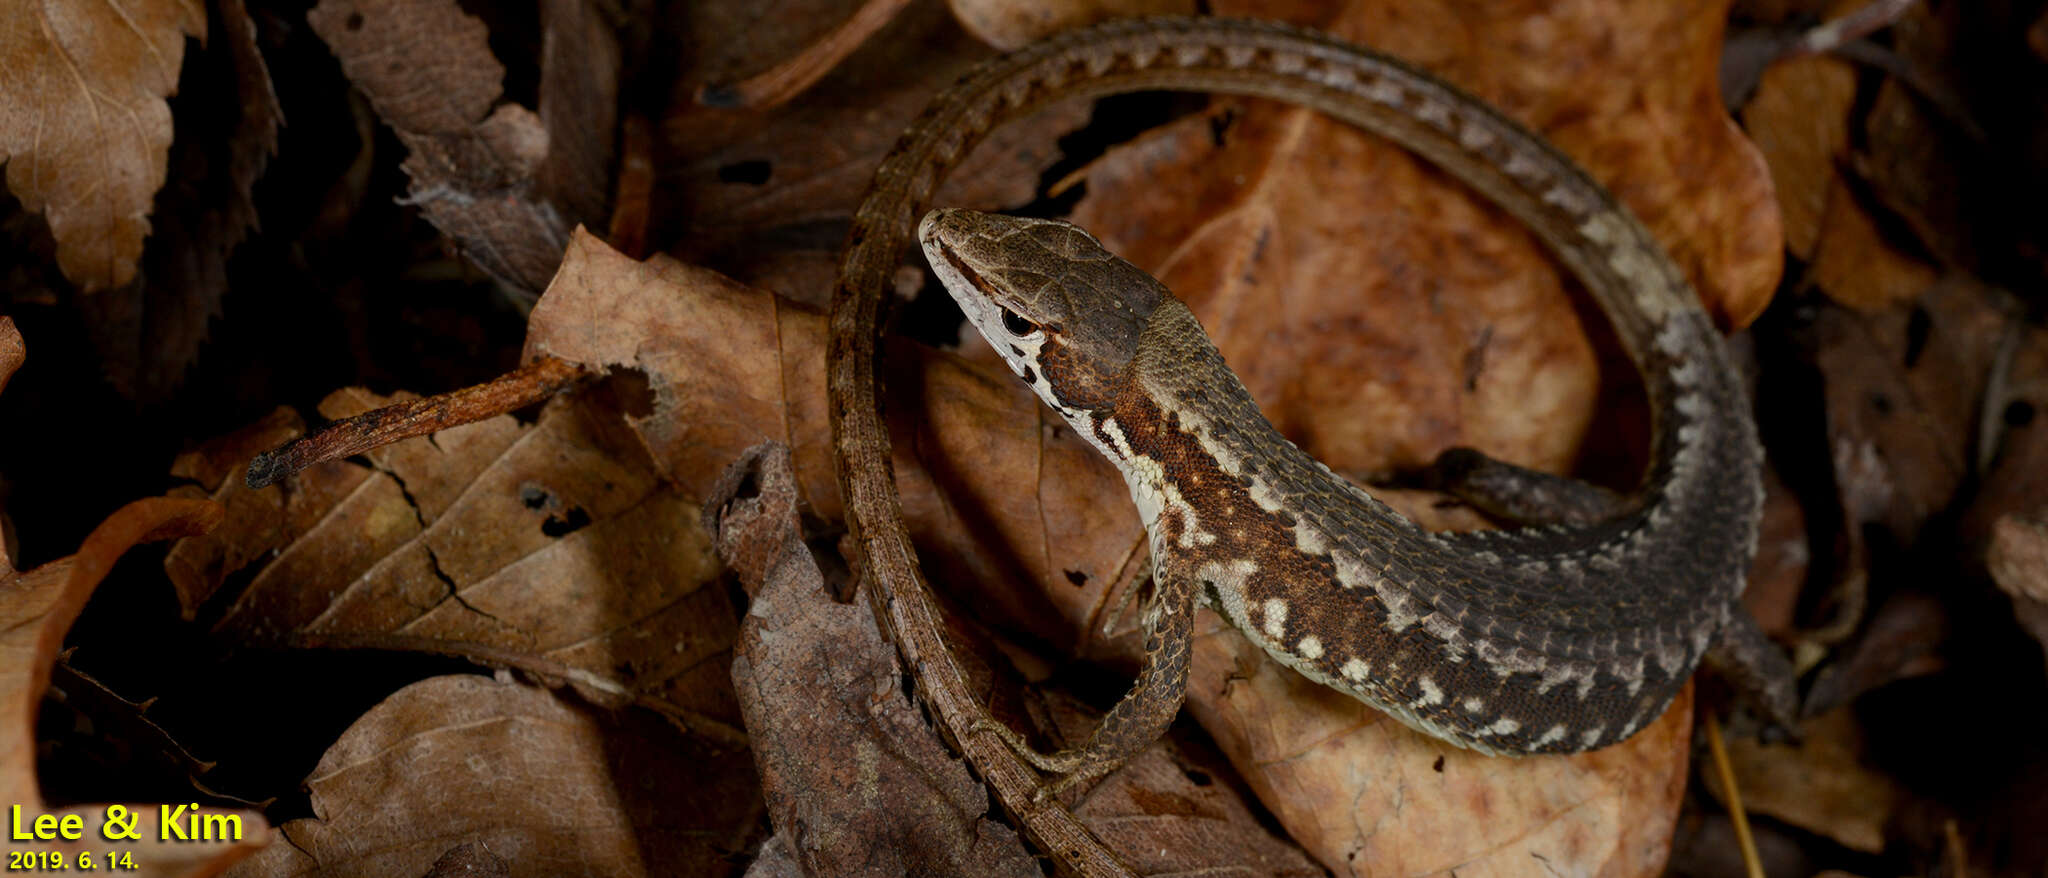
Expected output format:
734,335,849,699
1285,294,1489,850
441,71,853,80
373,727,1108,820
919,208,1169,418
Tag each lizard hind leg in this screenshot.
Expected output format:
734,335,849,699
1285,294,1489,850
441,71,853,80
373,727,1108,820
1422,446,1634,526
979,564,1201,800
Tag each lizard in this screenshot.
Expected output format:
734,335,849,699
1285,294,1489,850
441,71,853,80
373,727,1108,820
828,15,1798,791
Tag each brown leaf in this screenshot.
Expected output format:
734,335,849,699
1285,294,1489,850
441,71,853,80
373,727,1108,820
1068,103,1599,478
1742,54,1858,260
222,674,759,878
1989,511,2048,662
534,0,622,227
1808,176,1943,312
1809,277,2005,546
80,0,283,402
946,0,1196,50
0,316,21,398
422,843,511,878
0,496,269,877
168,387,742,736
1056,699,1326,877
663,0,1087,305
308,0,606,293
712,443,1042,877
1960,319,2048,554
0,0,205,292
1708,708,1902,854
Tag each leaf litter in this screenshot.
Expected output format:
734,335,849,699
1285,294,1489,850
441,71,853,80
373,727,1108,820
3,0,2048,876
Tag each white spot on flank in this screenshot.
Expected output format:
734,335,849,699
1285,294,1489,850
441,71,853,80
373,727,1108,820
1536,663,1581,697
1581,726,1606,748
1314,66,1357,89
1380,591,1419,633
1341,658,1370,681
1415,676,1444,707
1297,635,1323,660
1489,717,1520,736
1503,150,1544,184
1462,697,1485,714
1261,598,1288,640
1363,78,1403,106
1535,725,1569,747
1458,122,1494,151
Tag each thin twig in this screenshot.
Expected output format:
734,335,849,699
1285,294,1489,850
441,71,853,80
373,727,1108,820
694,0,914,109
245,355,588,488
1705,717,1766,878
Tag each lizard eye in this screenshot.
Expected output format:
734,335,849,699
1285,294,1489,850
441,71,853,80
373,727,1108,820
999,305,1040,337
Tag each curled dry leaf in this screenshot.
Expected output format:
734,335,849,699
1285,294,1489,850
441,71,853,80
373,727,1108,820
0,0,204,292
710,443,1041,877
223,674,759,878
308,0,616,293
167,387,742,738
0,495,269,877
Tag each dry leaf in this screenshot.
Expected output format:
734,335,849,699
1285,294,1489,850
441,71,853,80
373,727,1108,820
1708,708,1902,854
1856,2,1976,271
223,674,758,878
1989,512,2048,662
167,388,742,735
663,0,1088,305
1808,177,1943,311
1742,54,1858,260
535,0,623,228
711,443,1042,877
947,0,1196,50
307,0,594,293
79,0,283,402
0,316,21,398
1960,319,2048,555
0,0,205,292
0,495,269,877
1054,697,1326,877
1808,277,2005,545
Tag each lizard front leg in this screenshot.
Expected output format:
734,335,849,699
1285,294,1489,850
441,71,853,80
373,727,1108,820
982,555,1200,799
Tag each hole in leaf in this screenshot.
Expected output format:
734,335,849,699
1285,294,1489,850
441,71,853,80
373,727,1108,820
541,506,591,537
717,160,771,185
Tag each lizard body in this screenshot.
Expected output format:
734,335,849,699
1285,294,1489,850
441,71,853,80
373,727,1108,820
830,16,1794,786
